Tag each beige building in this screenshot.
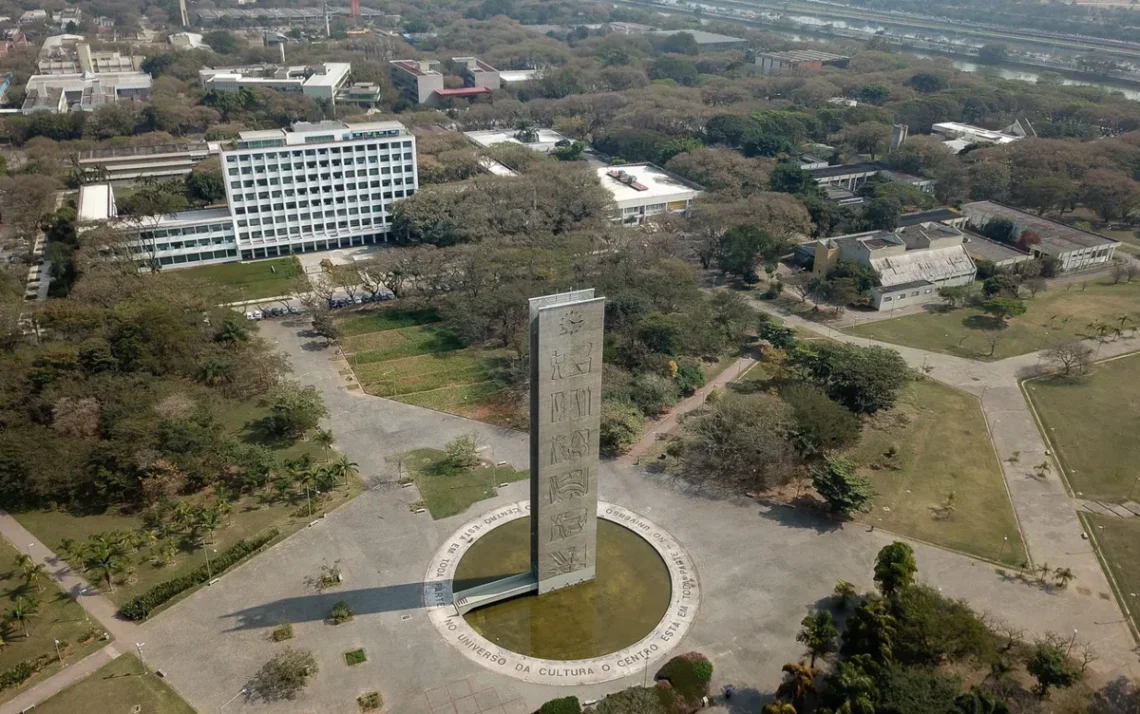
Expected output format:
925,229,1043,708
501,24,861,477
37,35,143,74
798,222,977,310
961,201,1118,272
389,59,444,104
451,57,500,90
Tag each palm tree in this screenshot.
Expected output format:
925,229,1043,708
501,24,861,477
11,553,31,572
797,611,838,666
197,360,233,386
23,562,47,593
82,536,130,593
215,319,249,348
776,661,818,713
5,596,40,637
314,428,335,458
1053,567,1075,588
329,454,359,486
762,702,797,714
196,506,224,545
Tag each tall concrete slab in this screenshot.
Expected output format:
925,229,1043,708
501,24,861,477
529,290,604,594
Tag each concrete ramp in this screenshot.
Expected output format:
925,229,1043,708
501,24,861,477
453,572,538,615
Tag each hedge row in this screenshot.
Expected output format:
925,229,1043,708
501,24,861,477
0,656,47,691
119,528,280,621
535,696,581,714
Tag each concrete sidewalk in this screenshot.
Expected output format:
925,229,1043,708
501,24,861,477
0,645,121,714
0,511,140,644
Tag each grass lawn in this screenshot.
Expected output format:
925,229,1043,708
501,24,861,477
1024,352,1140,501
845,380,1028,566
844,279,1140,360
0,542,108,705
338,306,523,428
178,257,306,300
32,654,195,714
14,399,360,609
1086,514,1140,629
403,448,528,519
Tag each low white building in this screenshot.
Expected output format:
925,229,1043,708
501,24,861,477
200,62,351,102
77,185,239,269
464,127,574,155
961,201,1118,272
931,122,1023,153
596,164,703,225
22,71,152,113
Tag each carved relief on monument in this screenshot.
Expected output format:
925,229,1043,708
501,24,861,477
551,343,594,380
549,467,590,504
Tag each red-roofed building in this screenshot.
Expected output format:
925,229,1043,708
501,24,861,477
391,58,497,105
389,59,443,104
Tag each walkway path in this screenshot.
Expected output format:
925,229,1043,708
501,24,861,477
0,511,143,714
753,299,1140,661
0,511,139,645
0,645,121,714
619,356,755,465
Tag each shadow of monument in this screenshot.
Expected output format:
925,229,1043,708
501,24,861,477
219,582,428,632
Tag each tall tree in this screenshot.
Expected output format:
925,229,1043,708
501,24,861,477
874,541,918,598
797,611,839,666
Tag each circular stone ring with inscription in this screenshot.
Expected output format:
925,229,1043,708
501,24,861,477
423,501,701,686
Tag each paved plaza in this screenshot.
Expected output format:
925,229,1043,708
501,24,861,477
112,317,1137,714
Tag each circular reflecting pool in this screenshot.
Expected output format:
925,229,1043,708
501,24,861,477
453,519,671,660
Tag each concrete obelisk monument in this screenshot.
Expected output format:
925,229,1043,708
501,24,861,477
529,290,605,594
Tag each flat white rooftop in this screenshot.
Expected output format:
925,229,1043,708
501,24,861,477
77,183,113,221
931,122,1021,145
464,128,571,154
596,164,703,207
499,69,538,83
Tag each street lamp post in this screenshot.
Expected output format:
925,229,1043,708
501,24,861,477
998,535,1009,562
204,546,213,580
135,642,146,670
54,638,62,662
220,687,248,712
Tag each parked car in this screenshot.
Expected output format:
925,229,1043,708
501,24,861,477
245,309,263,321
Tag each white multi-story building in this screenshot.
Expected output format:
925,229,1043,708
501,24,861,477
221,120,417,261
77,119,418,268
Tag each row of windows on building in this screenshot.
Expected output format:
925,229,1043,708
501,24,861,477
139,223,234,239
226,154,414,175
241,215,393,242
227,166,415,192
229,180,411,204
224,140,413,165
154,248,238,266
232,189,414,216
238,232,388,261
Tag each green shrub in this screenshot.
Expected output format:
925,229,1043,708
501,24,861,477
600,397,644,457
344,648,367,666
655,652,713,702
358,692,383,711
0,659,41,691
271,623,294,642
595,686,670,714
330,600,353,624
535,696,581,714
674,361,707,397
119,528,279,620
